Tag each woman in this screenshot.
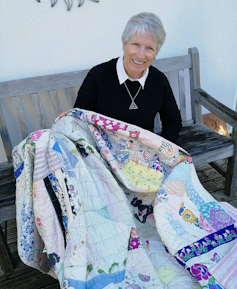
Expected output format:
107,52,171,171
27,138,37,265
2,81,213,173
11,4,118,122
74,12,182,143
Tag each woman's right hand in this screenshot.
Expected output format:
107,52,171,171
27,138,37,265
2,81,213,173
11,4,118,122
59,112,67,118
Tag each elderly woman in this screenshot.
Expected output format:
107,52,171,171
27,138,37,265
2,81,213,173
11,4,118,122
74,12,182,143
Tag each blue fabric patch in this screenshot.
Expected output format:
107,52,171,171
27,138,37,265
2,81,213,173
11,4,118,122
52,141,62,154
14,162,24,179
57,153,76,178
167,213,186,236
55,137,78,168
208,284,223,289
95,206,112,220
156,185,168,203
101,131,112,150
199,202,224,222
175,224,237,266
67,269,125,289
49,253,60,267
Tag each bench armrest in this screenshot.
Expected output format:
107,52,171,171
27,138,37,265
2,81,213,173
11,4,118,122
195,88,237,128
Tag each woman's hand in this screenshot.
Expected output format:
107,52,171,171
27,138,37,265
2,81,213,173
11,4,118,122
59,112,67,118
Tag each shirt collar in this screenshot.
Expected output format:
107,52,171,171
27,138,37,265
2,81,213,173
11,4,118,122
116,56,149,89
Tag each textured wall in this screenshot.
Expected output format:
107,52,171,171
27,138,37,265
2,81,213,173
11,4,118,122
0,0,237,162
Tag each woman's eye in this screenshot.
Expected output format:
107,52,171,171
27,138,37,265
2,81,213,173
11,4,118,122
133,43,139,46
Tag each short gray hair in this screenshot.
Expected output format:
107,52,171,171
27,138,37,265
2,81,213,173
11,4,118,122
122,12,166,54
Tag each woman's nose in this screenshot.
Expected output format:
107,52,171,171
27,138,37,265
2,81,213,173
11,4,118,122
137,47,145,59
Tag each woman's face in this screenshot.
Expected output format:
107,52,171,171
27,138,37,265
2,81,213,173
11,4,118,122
123,31,157,79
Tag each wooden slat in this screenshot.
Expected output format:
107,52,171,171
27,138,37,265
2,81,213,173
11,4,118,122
188,47,202,124
0,103,13,162
182,119,194,127
64,87,74,108
68,86,78,106
195,88,237,127
154,113,162,135
153,54,191,72
209,161,226,178
56,88,74,113
178,70,187,121
0,162,14,184
0,70,89,98
164,71,180,107
192,147,234,166
0,206,16,223
31,93,47,130
11,96,29,141
49,90,62,117
0,181,15,202
34,91,59,128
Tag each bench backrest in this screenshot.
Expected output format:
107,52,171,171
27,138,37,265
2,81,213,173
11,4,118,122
0,47,200,163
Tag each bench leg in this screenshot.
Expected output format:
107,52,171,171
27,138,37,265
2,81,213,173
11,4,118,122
0,222,14,274
225,156,237,196
225,129,237,196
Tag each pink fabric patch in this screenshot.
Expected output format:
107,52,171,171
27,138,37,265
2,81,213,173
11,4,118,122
94,116,128,132
28,130,46,143
199,214,216,234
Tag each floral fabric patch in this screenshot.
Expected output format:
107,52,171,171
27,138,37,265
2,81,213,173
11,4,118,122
128,228,143,250
190,265,224,289
94,115,128,132
12,148,24,179
175,224,237,265
209,208,235,231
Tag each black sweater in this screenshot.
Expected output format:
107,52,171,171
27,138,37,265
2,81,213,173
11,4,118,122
74,58,182,143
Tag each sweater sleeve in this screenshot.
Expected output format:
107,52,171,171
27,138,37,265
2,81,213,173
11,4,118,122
74,69,97,110
159,80,182,144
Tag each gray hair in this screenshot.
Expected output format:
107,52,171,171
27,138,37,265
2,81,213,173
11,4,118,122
122,12,166,54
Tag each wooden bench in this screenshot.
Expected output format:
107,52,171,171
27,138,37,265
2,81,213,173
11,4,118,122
1,47,237,274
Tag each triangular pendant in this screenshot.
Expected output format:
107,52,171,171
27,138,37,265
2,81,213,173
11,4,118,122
129,101,138,110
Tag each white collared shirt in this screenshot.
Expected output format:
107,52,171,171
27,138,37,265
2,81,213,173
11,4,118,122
116,56,149,89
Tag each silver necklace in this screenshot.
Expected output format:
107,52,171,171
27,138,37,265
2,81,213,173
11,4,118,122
124,81,142,110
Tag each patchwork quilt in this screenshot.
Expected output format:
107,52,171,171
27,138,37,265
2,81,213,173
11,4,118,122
13,108,237,289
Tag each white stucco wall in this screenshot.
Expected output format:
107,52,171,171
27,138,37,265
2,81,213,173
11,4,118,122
0,0,237,162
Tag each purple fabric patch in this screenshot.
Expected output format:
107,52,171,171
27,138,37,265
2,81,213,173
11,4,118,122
209,209,235,230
